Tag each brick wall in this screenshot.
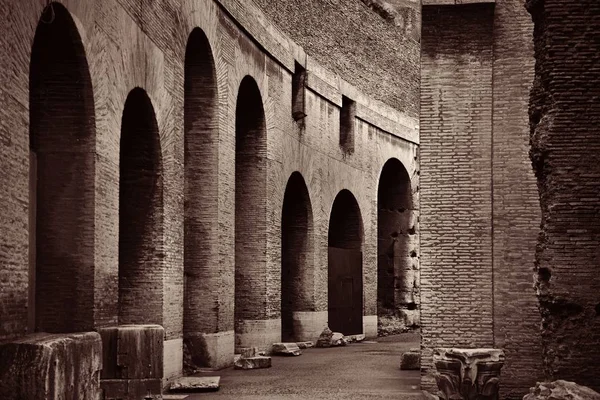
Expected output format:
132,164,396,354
0,0,419,377
420,4,495,390
527,0,600,390
492,0,544,396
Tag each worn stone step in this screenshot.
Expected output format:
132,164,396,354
169,376,220,392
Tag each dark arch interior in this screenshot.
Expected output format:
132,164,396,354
281,172,314,342
183,27,218,342
235,76,267,335
377,158,415,328
29,3,96,333
118,88,163,325
328,190,364,335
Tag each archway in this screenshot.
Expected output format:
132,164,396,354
328,190,364,335
118,88,163,325
281,172,314,342
377,158,416,332
29,3,96,333
234,76,267,347
183,27,218,367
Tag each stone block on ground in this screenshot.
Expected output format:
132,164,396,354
296,341,314,349
331,332,348,346
169,376,220,392
0,332,102,400
234,356,272,370
97,325,164,380
239,347,260,358
400,350,420,370
101,378,162,400
272,342,302,356
523,380,600,400
315,327,333,348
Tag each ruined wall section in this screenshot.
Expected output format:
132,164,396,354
420,4,495,390
527,0,600,390
491,0,544,397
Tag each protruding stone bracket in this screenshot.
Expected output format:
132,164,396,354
433,348,505,400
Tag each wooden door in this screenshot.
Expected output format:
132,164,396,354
328,247,363,335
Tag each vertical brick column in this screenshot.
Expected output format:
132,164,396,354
420,4,495,391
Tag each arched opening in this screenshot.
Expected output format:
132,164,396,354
183,28,218,367
328,190,364,335
281,172,314,342
234,76,267,348
29,3,96,333
118,88,163,325
377,158,417,334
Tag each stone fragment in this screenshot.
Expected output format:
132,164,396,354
239,347,259,358
422,391,440,400
316,327,334,348
433,348,504,400
0,332,102,400
354,334,366,342
331,332,348,346
169,376,220,392
400,350,420,370
523,380,600,400
296,341,314,349
272,342,302,356
234,356,272,370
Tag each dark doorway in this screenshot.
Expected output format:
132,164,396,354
281,172,314,342
183,27,218,366
377,158,416,331
328,190,364,335
29,3,96,333
234,76,267,344
118,88,163,325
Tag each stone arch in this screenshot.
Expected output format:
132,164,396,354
234,75,268,348
377,158,418,332
328,189,364,335
281,172,314,342
183,27,219,367
118,88,163,325
29,2,96,333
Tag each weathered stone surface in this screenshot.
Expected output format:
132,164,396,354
234,356,272,370
170,376,220,392
331,332,348,346
316,327,334,348
0,332,102,400
296,341,314,349
523,381,600,400
97,325,164,380
101,379,162,400
272,342,302,356
239,347,260,358
433,348,504,400
400,351,420,370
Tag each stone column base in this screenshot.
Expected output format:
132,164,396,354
0,332,102,400
183,330,234,370
291,311,328,342
235,319,281,353
363,315,378,338
97,325,164,400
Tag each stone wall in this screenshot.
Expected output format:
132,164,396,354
527,0,600,391
0,0,418,383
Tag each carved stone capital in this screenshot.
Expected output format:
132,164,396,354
433,348,505,400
